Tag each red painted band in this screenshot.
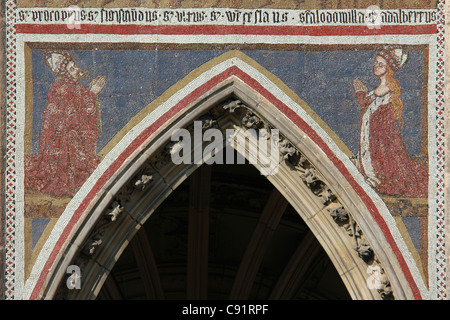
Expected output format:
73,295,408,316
16,23,437,36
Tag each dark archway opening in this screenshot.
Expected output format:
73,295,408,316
97,162,351,300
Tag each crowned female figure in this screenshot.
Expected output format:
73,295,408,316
25,50,105,197
353,48,428,198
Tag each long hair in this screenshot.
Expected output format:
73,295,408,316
385,64,404,129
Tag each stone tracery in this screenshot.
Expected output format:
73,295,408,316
60,97,394,300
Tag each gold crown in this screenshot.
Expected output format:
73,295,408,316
378,47,408,72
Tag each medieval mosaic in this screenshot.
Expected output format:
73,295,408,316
0,0,447,300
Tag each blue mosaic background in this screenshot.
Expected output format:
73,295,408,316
31,49,425,157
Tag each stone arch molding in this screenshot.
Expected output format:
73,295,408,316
24,51,425,300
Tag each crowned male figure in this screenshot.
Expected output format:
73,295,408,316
25,50,106,197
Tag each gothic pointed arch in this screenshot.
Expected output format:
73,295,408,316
24,51,423,300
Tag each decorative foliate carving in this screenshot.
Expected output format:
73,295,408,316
327,204,349,222
296,153,308,168
279,138,299,161
150,141,178,170
80,198,126,257
318,186,336,205
150,152,169,170
284,149,309,170
366,263,393,300
300,168,324,195
83,230,102,256
120,165,156,195
344,215,369,261
355,239,374,263
105,200,124,222
299,159,382,291
325,200,390,298
241,110,263,130
206,101,229,119
378,279,394,300
169,140,185,156
300,168,318,185
344,219,362,238
258,123,273,140
277,138,333,202
199,114,217,130
133,174,153,191
88,237,104,256
168,139,184,154
222,99,244,113
301,162,391,299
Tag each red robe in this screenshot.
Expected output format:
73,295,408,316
25,77,101,197
356,92,428,198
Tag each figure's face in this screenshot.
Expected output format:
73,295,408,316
373,55,388,77
66,61,85,81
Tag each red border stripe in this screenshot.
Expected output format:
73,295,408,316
29,65,422,300
16,23,437,36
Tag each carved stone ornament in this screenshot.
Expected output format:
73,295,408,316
366,264,393,300
133,174,153,191
88,237,103,256
327,204,349,222
300,168,324,196
222,99,244,113
241,110,263,130
279,138,299,161
105,201,124,222
198,114,218,130
62,99,394,300
149,141,176,170
355,240,374,263
276,134,394,300
318,186,336,205
82,199,126,256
